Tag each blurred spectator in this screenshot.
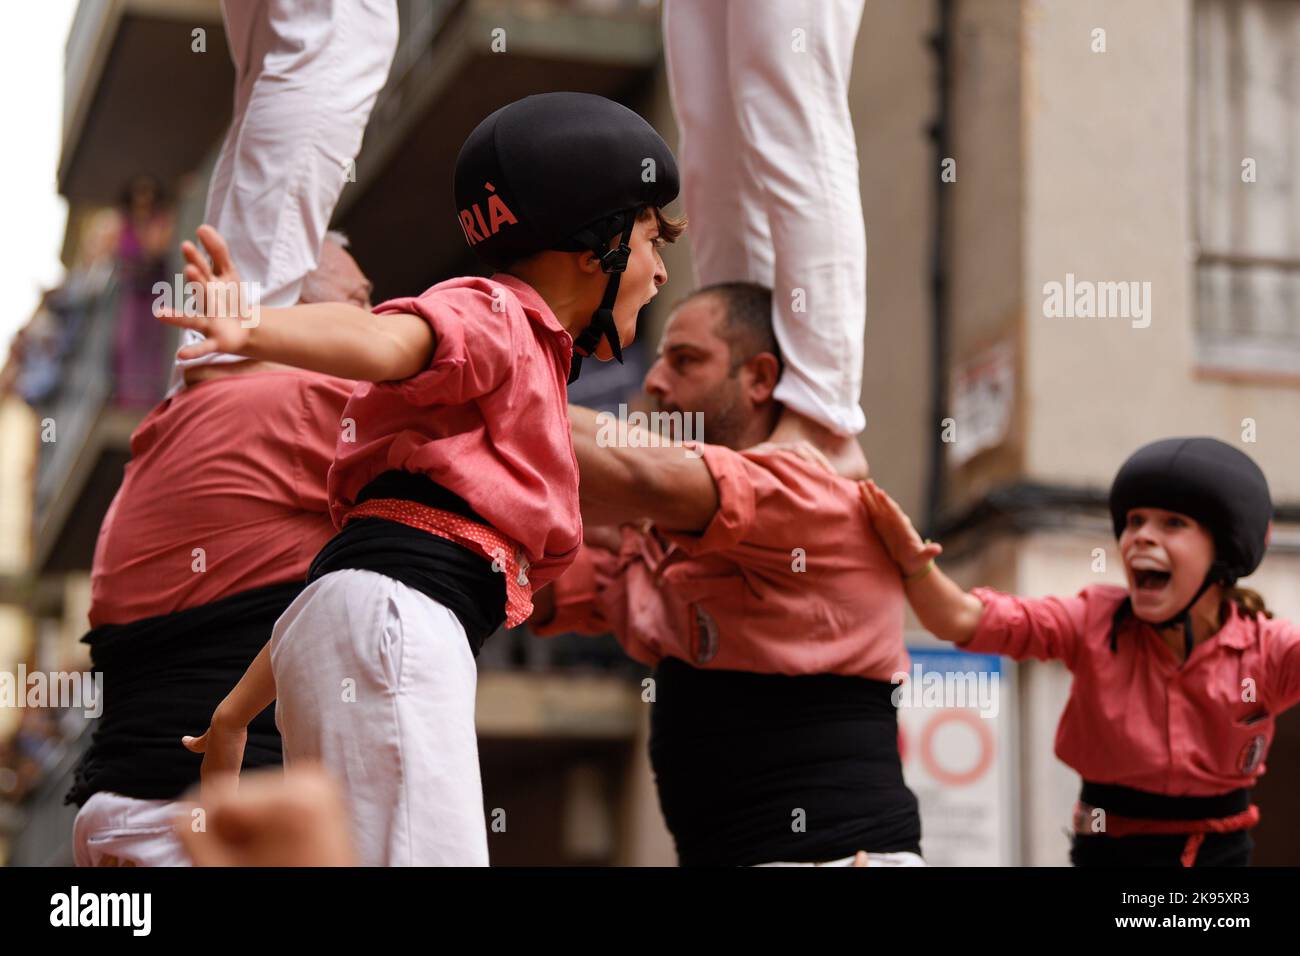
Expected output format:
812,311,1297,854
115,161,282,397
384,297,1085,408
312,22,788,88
3,294,61,403
112,175,174,407
0,710,59,804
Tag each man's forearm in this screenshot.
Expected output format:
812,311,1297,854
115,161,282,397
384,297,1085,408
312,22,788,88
245,303,433,381
568,405,719,531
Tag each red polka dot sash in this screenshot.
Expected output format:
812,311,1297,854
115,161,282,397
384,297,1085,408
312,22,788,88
344,498,533,627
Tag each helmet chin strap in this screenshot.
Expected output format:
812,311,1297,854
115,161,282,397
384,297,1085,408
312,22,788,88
1110,561,1230,665
1153,561,1230,663
567,213,636,385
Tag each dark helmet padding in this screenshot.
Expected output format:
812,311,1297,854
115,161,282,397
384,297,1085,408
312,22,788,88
1108,436,1271,585
453,92,678,381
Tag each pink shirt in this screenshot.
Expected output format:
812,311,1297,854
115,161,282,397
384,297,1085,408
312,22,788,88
90,369,354,627
964,584,1300,796
537,443,907,679
327,273,581,589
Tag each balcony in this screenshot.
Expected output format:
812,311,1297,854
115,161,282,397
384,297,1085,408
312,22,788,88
60,0,230,206
29,278,145,576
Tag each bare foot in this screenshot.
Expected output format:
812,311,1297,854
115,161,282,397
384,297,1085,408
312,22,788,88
767,407,869,480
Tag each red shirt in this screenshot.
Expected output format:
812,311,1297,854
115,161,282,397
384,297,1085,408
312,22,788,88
90,369,354,627
328,273,581,589
964,584,1300,796
536,443,908,679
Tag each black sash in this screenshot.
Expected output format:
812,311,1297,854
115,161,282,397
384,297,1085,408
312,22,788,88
66,581,301,807
649,656,922,866
1080,780,1251,821
1071,780,1254,867
308,471,506,654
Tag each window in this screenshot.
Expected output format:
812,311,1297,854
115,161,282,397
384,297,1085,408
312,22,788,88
1194,0,1300,375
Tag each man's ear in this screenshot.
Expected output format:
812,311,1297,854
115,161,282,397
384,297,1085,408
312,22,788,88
744,352,781,404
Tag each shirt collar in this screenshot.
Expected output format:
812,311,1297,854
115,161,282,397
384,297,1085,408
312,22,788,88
1129,594,1255,654
490,272,571,343
1212,598,1256,650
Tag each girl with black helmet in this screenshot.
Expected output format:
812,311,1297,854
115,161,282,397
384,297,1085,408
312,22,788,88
159,92,684,865
861,437,1300,866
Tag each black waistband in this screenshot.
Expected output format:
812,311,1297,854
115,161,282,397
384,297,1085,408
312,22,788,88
354,469,489,518
67,580,302,807
649,657,921,866
1080,780,1252,821
310,471,506,654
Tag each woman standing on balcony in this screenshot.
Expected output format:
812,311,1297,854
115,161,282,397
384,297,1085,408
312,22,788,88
111,175,173,408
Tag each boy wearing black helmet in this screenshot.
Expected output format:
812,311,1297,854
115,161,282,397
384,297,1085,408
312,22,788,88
861,437,1300,866
158,92,684,865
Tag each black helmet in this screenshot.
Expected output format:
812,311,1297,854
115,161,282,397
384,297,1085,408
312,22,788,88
1107,437,1272,657
454,92,679,382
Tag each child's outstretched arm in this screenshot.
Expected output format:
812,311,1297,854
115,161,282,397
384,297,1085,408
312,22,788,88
860,479,984,644
158,224,433,382
182,640,277,794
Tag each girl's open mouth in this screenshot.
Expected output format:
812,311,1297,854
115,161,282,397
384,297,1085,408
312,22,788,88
1134,569,1172,591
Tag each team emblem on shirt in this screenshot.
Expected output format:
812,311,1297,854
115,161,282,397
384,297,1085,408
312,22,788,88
1237,734,1268,775
692,605,720,665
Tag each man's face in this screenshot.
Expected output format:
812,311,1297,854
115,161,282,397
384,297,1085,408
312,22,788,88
644,295,750,449
300,241,374,309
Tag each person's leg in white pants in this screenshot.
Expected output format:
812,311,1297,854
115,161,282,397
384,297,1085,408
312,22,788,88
663,2,775,300
270,569,489,867
173,0,398,383
664,0,868,456
73,792,192,867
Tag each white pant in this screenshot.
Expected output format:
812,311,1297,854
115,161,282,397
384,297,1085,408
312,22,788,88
664,0,867,435
73,792,192,867
270,569,489,866
173,0,398,381
755,851,927,867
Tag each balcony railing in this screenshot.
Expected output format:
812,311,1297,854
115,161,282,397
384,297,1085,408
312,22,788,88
27,271,150,574
33,282,118,520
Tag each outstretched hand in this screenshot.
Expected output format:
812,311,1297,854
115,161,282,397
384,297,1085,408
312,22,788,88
182,714,248,801
157,224,258,358
180,223,242,288
859,479,943,578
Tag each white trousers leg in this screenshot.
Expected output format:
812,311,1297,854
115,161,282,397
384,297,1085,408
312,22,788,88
207,0,398,306
664,0,867,435
173,0,398,383
270,569,489,867
72,792,192,867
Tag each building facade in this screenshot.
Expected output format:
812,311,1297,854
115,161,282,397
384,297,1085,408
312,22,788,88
3,0,1298,865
